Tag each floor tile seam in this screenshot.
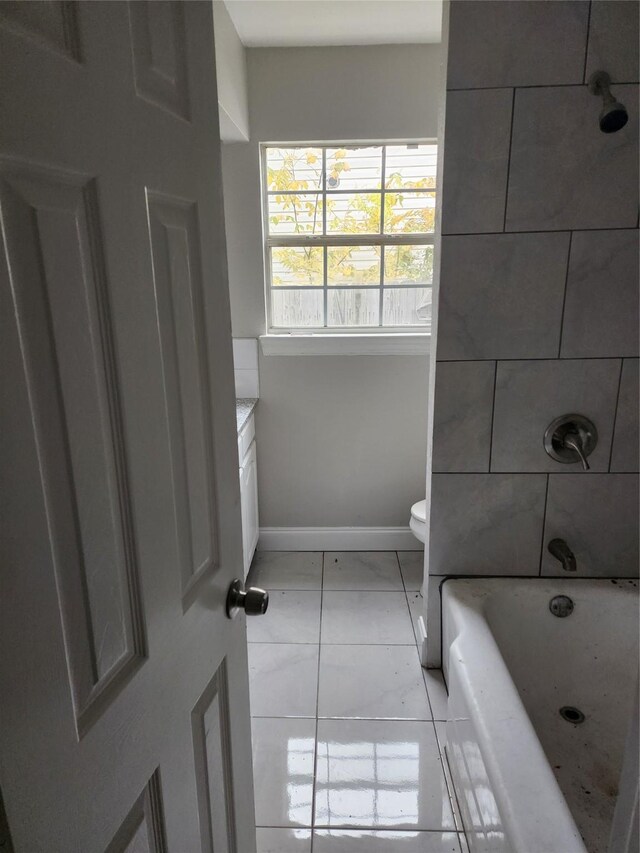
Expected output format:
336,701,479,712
318,641,422,646
309,553,326,849
317,717,440,728
248,640,320,645
258,824,458,832
322,587,405,592
250,714,318,721
316,714,435,721
431,720,461,832
310,822,459,831
322,587,408,593
440,736,468,839
319,642,422,648
256,826,461,833
422,669,439,720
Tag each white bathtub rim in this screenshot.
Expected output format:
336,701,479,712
443,582,589,853
447,628,587,853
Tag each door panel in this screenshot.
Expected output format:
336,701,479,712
0,3,255,851
129,1,191,121
192,660,236,853
0,1,82,61
147,193,218,604
0,163,146,732
106,771,168,853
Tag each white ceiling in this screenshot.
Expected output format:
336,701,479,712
224,0,443,47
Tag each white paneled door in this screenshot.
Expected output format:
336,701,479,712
0,3,256,851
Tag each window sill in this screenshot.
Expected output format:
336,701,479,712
259,333,431,356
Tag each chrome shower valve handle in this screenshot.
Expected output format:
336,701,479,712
544,414,598,471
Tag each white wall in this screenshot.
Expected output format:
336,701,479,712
249,44,441,143
213,1,249,141
257,354,429,527
221,43,441,531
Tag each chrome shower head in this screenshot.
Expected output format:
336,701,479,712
588,70,629,134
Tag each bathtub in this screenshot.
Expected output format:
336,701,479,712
441,578,639,853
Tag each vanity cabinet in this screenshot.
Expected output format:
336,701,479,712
238,412,259,578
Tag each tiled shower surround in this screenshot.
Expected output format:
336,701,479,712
427,0,639,664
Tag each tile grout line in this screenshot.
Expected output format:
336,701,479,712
447,79,640,93
397,551,438,724
397,551,461,835
608,360,624,472
582,0,593,85
502,87,517,233
538,474,550,577
431,719,459,834
308,552,325,846
437,354,633,363
443,225,639,236
397,552,431,711
487,360,498,472
556,231,573,358
441,728,471,846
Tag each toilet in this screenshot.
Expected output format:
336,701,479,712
409,499,427,543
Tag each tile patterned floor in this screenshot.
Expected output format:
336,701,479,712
246,551,467,853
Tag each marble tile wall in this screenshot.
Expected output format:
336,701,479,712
428,0,639,661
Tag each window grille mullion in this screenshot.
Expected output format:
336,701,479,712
322,148,327,327
379,147,386,326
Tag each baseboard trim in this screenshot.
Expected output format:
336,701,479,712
258,526,421,551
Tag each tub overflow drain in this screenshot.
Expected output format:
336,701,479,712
560,706,585,724
549,595,574,617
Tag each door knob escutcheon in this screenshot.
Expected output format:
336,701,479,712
226,579,269,619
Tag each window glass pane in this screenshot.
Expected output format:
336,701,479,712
384,192,435,234
266,147,323,192
272,289,323,327
326,146,382,190
383,287,432,326
327,289,379,327
383,245,433,286
327,245,380,287
385,144,437,189
268,194,323,235
327,193,381,235
271,246,323,287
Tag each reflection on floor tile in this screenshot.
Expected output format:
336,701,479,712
256,827,312,853
248,551,323,589
397,551,425,591
252,718,316,827
324,552,403,591
249,552,461,841
318,645,431,720
321,591,415,644
249,643,319,717
313,829,462,852
247,590,321,644
315,719,455,830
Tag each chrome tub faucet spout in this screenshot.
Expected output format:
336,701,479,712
548,539,577,572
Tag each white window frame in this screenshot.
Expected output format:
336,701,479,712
260,141,436,349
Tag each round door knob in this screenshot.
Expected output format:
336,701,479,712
226,579,269,619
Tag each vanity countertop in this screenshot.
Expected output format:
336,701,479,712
236,398,257,433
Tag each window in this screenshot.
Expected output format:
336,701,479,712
262,143,437,334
